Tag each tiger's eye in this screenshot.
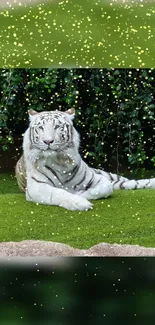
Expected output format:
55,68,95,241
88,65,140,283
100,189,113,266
54,125,60,130
39,126,44,130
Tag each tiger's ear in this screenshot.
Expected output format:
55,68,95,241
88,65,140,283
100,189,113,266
65,108,75,120
28,109,38,122
28,109,38,116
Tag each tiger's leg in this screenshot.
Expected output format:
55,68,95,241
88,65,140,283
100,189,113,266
78,177,113,200
26,177,93,211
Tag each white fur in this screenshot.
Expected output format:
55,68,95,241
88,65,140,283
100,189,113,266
23,110,114,211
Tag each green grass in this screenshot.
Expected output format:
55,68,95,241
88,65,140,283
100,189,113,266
0,0,155,67
1,172,155,248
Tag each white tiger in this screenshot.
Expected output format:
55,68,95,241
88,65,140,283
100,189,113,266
15,109,155,211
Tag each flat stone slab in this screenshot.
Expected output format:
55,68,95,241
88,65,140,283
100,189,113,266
0,240,155,257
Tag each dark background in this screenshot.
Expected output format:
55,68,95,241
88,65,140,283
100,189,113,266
0,257,155,325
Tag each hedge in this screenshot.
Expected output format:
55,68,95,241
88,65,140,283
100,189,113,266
0,68,155,172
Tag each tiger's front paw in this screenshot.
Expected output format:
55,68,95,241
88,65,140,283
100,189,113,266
60,195,93,211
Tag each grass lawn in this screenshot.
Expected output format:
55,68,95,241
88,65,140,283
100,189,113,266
0,172,155,249
0,0,155,67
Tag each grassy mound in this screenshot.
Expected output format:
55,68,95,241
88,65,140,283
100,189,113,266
0,173,155,248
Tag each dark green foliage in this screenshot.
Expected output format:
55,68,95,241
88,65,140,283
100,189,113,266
0,68,155,173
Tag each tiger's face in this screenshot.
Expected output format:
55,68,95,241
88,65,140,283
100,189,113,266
28,109,76,152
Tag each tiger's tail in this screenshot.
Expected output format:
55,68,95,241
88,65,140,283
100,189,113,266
109,173,155,190
92,168,155,190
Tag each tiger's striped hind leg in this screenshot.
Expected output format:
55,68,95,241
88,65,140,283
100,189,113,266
92,169,155,190
78,177,113,200
15,155,27,192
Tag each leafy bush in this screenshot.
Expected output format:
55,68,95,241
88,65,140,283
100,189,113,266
0,68,155,173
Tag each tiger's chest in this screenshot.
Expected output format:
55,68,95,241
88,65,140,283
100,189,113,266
35,154,78,191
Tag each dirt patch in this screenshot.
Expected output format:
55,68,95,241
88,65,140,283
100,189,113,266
0,240,155,257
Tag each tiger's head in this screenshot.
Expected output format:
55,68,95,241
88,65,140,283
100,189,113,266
28,109,79,152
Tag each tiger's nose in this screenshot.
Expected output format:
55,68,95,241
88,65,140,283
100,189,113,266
43,139,54,145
